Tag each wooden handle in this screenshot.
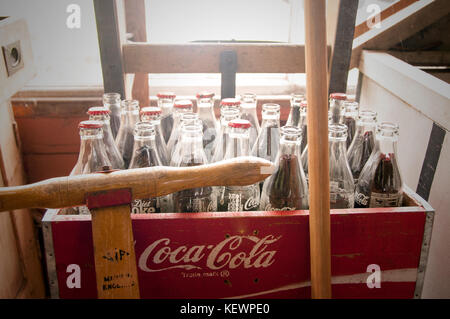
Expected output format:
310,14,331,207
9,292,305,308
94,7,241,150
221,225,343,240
0,157,274,212
305,0,332,298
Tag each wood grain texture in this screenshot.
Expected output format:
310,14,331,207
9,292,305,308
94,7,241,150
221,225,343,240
0,157,274,212
304,0,332,299
123,43,308,73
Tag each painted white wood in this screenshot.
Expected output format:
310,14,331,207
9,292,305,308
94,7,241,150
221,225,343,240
422,132,450,298
359,76,433,191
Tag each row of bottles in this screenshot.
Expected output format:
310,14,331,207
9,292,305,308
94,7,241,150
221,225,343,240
70,90,403,215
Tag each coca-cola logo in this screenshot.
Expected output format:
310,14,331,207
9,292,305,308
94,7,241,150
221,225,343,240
138,234,281,272
264,204,296,211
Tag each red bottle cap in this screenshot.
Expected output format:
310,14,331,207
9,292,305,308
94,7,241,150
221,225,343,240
330,93,347,100
196,92,215,99
140,106,162,115
78,120,103,129
220,98,241,106
228,119,251,129
157,92,176,99
87,106,111,115
173,99,193,108
300,101,307,108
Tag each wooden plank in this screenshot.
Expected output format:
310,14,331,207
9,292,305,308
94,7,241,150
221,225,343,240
388,50,450,66
93,0,128,98
358,50,450,130
327,0,358,95
304,0,332,299
123,43,310,74
350,0,450,69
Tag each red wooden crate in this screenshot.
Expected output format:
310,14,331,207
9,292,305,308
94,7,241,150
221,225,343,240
42,186,433,299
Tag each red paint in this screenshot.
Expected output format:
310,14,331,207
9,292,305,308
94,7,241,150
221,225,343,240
49,208,427,299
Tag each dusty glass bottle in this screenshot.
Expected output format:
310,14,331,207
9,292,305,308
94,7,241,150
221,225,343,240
251,103,281,163
170,117,203,167
329,93,347,124
217,119,260,212
329,123,355,209
286,93,305,128
239,93,260,150
87,106,124,170
347,110,377,185
157,92,177,144
196,91,219,162
115,99,140,169
211,107,241,163
140,106,170,166
172,123,216,213
166,99,194,156
343,101,359,149
355,122,403,208
260,126,309,211
70,120,112,215
102,92,121,139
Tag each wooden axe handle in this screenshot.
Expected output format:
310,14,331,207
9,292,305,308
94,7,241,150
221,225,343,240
0,157,274,212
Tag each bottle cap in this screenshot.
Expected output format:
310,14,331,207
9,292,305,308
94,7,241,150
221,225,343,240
173,99,193,108
140,106,162,116
78,120,103,129
330,93,347,100
300,101,308,108
87,106,111,115
196,92,215,99
157,92,176,99
220,98,241,107
228,119,252,129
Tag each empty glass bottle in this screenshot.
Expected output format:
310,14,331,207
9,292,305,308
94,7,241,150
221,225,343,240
166,99,194,156
329,123,355,209
220,97,241,111
71,120,112,215
251,103,281,163
286,93,305,128
115,99,140,169
260,126,309,211
103,92,121,139
217,119,260,212
87,106,124,170
140,106,170,166
170,118,203,167
347,110,377,185
196,91,219,162
239,93,260,150
157,92,177,144
329,93,347,124
355,122,403,208
343,101,359,148
129,122,170,213
211,107,241,163
172,123,216,213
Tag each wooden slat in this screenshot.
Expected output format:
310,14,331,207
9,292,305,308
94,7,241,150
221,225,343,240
387,50,450,66
123,43,312,74
350,0,450,70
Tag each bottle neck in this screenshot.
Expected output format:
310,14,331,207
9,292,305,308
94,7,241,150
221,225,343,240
224,129,250,159
279,138,301,157
376,135,397,157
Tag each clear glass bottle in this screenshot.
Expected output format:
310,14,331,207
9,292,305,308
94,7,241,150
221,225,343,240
286,93,305,128
71,120,112,215
239,93,260,150
251,103,281,163
329,123,355,209
172,123,216,213
87,106,124,170
166,99,194,156
157,92,177,144
343,101,360,148
260,126,309,211
329,93,347,124
170,118,203,167
196,91,219,162
140,106,170,166
115,99,140,169
355,122,403,208
211,107,241,163
216,119,260,212
102,92,121,139
129,122,170,213
220,97,241,111
347,110,377,185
